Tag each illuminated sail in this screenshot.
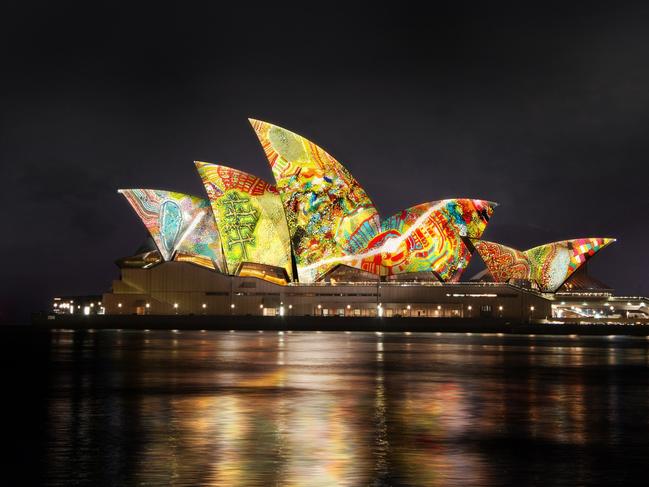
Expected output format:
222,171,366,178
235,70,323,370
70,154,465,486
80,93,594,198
474,238,615,292
119,188,225,271
195,162,293,280
250,119,381,282
353,199,496,281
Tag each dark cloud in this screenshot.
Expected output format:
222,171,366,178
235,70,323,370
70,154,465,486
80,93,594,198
2,0,649,323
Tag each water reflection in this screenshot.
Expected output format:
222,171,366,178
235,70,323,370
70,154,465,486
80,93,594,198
39,331,649,486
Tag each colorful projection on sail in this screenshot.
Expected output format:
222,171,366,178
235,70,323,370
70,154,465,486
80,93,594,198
474,238,615,292
119,189,225,271
250,119,381,282
194,162,293,279
353,199,496,281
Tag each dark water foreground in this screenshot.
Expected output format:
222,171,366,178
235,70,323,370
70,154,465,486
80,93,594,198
3,329,649,486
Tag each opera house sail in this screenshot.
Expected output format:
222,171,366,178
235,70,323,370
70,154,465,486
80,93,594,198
473,238,615,292
250,119,382,282
194,162,294,282
118,189,225,271
352,199,495,281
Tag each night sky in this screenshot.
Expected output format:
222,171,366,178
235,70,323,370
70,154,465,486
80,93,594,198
2,1,649,323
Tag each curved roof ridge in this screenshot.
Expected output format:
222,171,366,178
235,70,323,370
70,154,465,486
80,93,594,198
117,188,203,200
194,160,274,185
524,237,616,253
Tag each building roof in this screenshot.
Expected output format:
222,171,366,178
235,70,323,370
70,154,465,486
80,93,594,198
119,188,225,271
194,162,293,279
473,238,615,292
116,119,615,291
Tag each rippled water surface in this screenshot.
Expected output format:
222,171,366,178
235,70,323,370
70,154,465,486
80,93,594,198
4,329,649,486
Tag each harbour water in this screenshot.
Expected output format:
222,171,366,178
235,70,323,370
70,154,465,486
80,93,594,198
3,329,649,486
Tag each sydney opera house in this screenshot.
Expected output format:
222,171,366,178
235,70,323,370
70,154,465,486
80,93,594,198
93,119,647,322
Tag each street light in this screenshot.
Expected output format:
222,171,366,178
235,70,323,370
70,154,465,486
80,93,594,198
528,305,534,324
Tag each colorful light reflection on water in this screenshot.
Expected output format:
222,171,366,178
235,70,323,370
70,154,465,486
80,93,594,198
31,331,649,485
